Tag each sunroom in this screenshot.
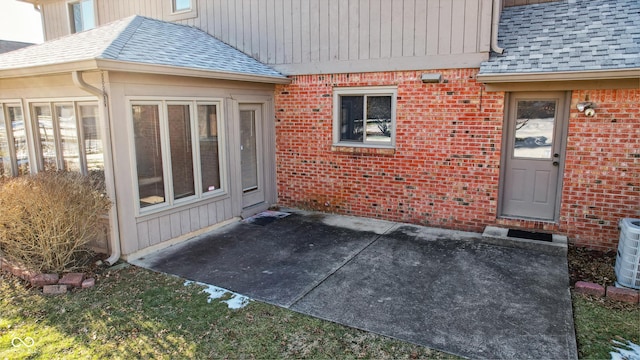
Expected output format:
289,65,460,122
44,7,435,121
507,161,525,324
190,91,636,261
0,15,290,262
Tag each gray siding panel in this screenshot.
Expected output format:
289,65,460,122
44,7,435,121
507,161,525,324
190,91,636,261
42,0,492,73
403,0,415,57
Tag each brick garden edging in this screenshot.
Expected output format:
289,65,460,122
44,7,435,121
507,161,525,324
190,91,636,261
0,256,95,294
575,281,640,304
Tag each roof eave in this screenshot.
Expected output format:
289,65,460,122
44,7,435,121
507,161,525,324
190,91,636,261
95,59,292,84
0,60,99,79
477,68,640,83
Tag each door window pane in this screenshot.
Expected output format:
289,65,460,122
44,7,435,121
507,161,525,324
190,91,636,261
513,100,556,159
366,96,392,143
8,106,28,175
168,105,195,200
133,105,165,208
0,107,11,177
198,104,221,193
34,105,57,171
57,104,81,172
240,110,258,192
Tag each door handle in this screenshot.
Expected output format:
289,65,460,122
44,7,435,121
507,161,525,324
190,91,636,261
553,161,559,166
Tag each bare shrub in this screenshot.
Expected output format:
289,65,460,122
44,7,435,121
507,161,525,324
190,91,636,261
0,171,112,273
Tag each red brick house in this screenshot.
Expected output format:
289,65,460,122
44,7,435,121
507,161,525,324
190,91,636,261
0,0,637,260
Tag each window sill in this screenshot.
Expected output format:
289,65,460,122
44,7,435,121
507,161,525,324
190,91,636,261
331,145,395,156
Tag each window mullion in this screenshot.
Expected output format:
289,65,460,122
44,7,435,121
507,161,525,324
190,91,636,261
362,95,368,144
75,102,88,176
160,102,173,206
191,102,203,197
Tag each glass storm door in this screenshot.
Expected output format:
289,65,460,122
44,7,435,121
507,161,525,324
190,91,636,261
500,92,567,220
240,104,264,208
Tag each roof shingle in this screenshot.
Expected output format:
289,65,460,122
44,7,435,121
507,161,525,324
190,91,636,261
479,0,640,75
0,16,285,80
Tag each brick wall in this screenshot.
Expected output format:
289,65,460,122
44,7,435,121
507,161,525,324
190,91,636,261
560,89,640,250
274,69,639,250
275,69,505,232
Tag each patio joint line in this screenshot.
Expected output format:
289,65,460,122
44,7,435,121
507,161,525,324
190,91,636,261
285,222,399,308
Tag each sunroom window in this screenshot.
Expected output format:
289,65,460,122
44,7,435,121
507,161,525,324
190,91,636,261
31,101,103,177
131,100,224,212
0,104,30,177
333,87,397,147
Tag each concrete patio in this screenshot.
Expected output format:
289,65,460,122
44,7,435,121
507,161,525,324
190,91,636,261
131,209,577,359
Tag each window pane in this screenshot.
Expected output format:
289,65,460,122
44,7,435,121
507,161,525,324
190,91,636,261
513,100,556,159
240,110,258,192
0,107,11,177
339,95,364,142
133,105,165,208
34,105,57,171
198,104,221,193
57,104,81,172
168,105,195,200
8,106,28,175
174,0,191,12
366,96,392,143
71,0,95,33
79,104,104,186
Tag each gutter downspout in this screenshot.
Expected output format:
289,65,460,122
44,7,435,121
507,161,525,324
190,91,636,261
72,70,121,266
491,0,505,54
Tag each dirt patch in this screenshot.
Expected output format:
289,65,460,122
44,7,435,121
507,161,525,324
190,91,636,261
568,245,616,288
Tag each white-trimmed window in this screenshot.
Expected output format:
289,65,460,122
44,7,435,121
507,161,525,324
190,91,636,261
0,103,30,177
131,99,225,212
166,0,197,21
31,101,103,177
68,0,95,33
173,0,191,12
333,87,397,147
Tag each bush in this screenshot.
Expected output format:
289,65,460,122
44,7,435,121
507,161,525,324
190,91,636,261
0,171,111,273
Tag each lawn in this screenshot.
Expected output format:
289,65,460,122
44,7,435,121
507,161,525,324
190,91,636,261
572,294,640,359
1,262,638,359
0,265,453,359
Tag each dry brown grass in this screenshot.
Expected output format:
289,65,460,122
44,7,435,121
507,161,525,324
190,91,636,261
0,171,111,273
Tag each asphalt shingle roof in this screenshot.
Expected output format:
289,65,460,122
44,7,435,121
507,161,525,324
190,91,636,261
479,0,640,75
0,40,34,54
0,15,285,80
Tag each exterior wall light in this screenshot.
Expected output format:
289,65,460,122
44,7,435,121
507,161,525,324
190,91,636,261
576,101,596,117
421,73,442,83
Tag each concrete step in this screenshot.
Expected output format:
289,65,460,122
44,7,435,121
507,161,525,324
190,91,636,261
481,226,568,256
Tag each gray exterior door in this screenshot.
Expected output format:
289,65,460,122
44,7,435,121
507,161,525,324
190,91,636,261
240,104,265,208
500,92,568,220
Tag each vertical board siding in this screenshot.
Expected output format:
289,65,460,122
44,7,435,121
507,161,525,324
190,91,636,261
402,0,415,56
136,198,234,248
42,0,491,68
44,0,491,60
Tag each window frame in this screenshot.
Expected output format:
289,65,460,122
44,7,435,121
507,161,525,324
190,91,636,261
165,0,198,21
0,101,29,177
332,86,397,148
29,99,98,174
67,0,96,34
128,98,227,216
172,0,192,13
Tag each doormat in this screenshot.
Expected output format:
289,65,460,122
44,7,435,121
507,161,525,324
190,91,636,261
507,229,553,242
242,210,290,226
